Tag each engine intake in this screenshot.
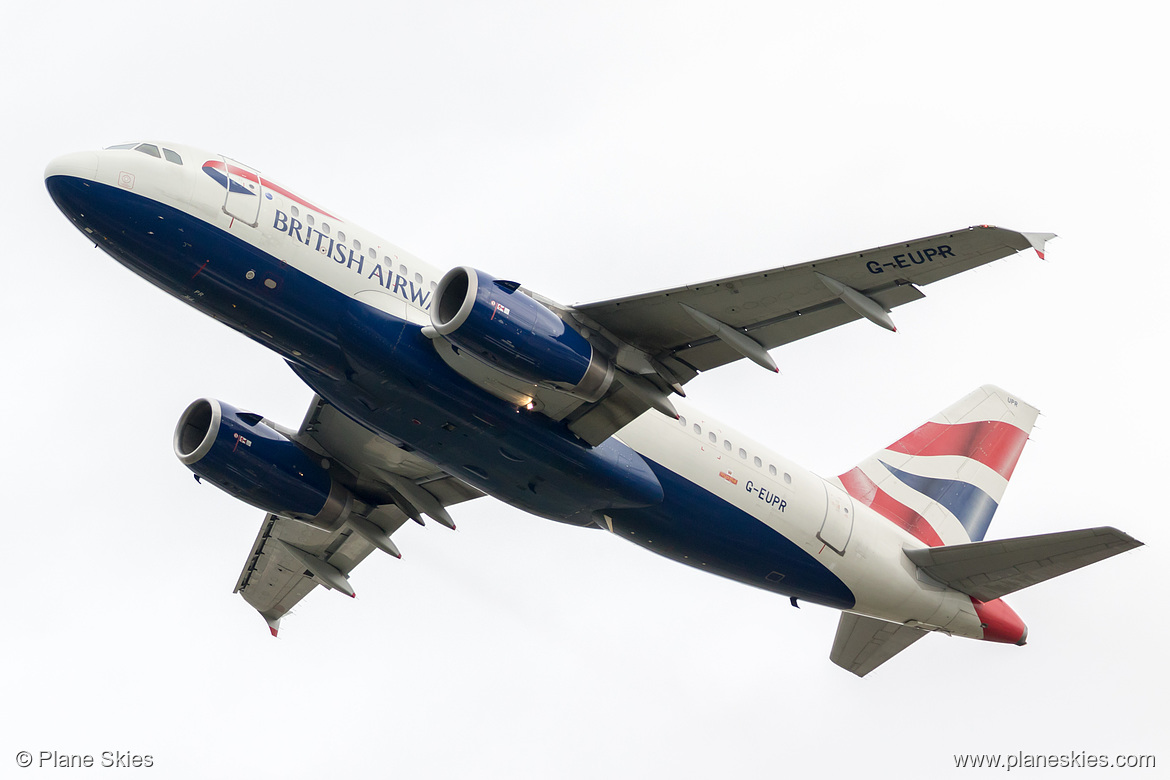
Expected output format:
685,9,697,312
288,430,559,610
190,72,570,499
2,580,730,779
430,266,613,402
174,398,352,530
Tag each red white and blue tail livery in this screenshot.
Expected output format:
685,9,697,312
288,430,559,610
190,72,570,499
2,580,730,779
45,141,1142,675
838,386,1037,548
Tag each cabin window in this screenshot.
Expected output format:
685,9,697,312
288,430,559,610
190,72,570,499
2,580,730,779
322,222,331,235
399,264,408,276
368,248,377,259
768,465,777,476
307,214,315,226
678,416,686,426
415,272,423,284
739,447,747,459
708,432,716,443
353,239,362,251
291,205,299,218
784,473,792,484
723,440,731,452
162,148,183,165
753,456,762,468
338,231,347,243
693,424,701,435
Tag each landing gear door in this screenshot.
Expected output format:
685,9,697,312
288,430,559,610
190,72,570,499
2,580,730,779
220,156,263,227
818,482,854,555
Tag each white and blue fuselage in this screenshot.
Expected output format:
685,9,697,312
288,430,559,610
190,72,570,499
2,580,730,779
44,141,1010,644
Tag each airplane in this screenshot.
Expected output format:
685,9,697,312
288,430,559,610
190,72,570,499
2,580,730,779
45,141,1142,676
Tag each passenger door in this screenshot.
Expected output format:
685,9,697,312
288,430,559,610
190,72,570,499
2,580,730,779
220,156,263,227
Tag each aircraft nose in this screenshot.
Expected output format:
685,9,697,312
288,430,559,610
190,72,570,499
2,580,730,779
44,150,99,182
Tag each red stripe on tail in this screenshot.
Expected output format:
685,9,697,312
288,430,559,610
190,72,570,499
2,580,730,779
885,420,1029,480
838,468,944,547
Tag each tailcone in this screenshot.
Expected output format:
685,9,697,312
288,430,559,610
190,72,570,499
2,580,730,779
972,597,1028,645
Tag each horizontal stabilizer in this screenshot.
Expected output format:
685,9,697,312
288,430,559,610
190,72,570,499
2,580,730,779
904,526,1142,602
831,613,929,677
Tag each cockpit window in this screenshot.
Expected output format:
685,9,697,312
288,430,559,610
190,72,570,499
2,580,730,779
104,142,181,164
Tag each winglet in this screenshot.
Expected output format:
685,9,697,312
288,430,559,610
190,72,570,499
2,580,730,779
264,615,281,638
1021,232,1057,260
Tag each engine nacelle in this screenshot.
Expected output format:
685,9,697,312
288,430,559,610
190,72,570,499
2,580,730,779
429,266,613,402
174,398,353,530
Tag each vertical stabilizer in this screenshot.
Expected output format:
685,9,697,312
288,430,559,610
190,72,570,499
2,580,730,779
835,386,1039,546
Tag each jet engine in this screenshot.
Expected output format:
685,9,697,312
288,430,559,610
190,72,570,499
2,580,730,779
174,398,353,530
428,266,613,402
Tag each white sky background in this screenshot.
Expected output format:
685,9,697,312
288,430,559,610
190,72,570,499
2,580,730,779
3,1,1166,776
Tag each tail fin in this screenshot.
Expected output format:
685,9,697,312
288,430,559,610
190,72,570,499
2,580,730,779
836,385,1039,546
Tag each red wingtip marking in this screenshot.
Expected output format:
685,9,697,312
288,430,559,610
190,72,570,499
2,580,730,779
269,627,279,637
1036,249,1046,260
349,592,357,599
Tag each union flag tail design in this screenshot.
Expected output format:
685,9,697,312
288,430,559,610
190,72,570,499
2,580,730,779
835,385,1039,546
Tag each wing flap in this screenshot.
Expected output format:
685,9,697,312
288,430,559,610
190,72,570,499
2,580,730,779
568,385,650,446
830,613,929,677
904,526,1142,602
233,396,484,632
234,510,398,627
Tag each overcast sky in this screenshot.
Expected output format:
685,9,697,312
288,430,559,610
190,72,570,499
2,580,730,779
4,2,1165,777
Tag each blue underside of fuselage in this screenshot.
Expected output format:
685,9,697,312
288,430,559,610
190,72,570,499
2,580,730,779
608,460,855,609
46,174,854,609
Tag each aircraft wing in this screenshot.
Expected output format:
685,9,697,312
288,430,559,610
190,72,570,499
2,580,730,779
232,396,483,635
830,612,929,677
564,226,1054,444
